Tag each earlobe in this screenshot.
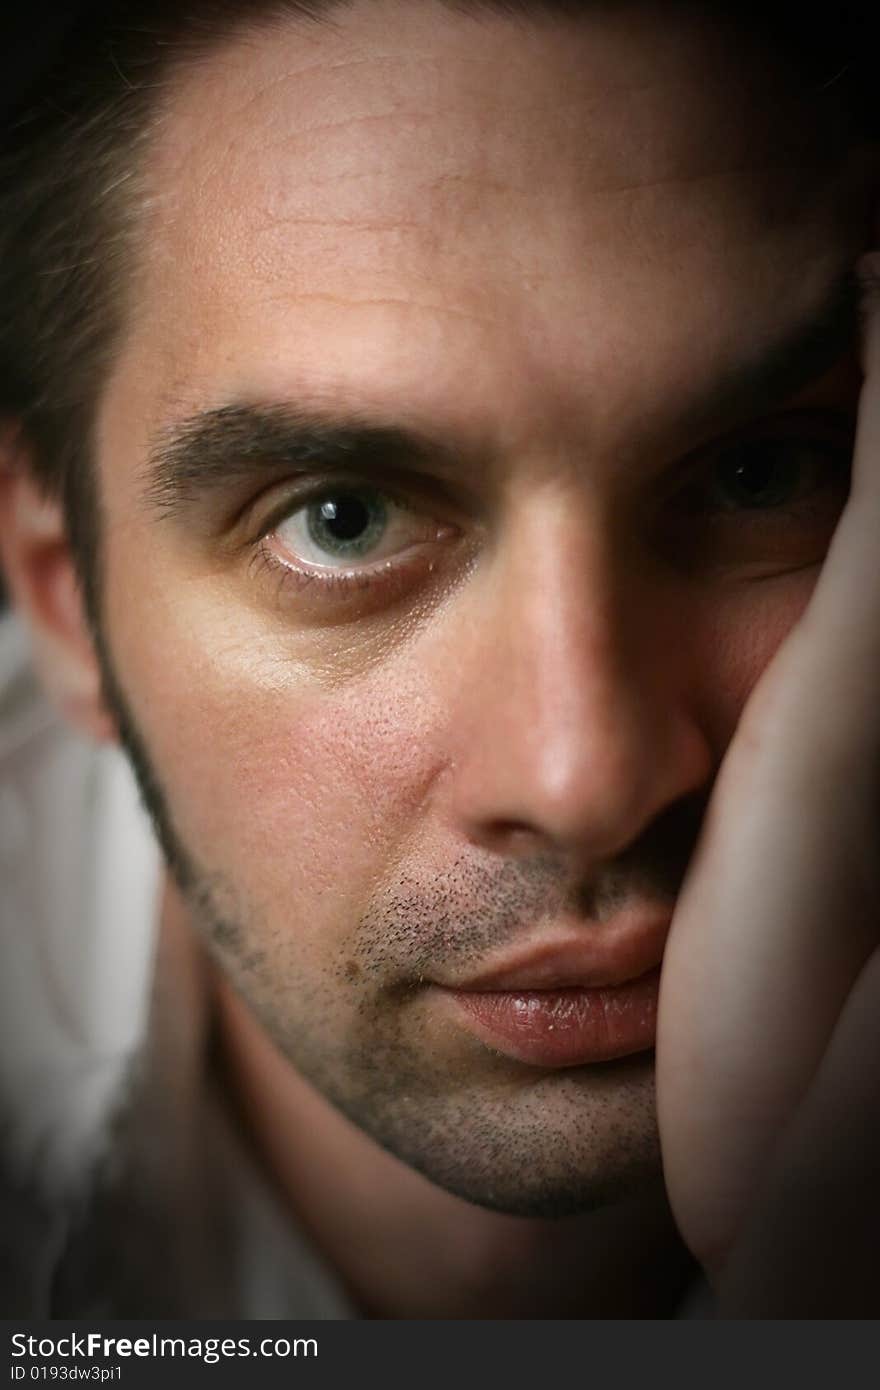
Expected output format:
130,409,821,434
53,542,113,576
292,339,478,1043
0,430,116,743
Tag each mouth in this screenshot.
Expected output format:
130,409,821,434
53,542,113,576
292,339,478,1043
441,971,660,1068
432,916,668,1068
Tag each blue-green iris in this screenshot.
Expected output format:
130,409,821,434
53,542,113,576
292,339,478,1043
306,490,389,558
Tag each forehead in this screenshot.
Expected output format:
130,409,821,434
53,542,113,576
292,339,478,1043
110,0,867,455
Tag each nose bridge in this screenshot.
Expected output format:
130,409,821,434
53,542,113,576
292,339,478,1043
504,502,651,796
448,492,710,859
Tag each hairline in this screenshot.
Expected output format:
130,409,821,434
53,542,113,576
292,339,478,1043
3,0,875,627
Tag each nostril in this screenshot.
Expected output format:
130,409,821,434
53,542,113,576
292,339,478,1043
481,819,549,857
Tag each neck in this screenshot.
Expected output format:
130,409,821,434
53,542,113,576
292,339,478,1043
198,951,692,1319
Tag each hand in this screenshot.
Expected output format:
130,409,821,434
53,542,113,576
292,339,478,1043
657,252,880,1316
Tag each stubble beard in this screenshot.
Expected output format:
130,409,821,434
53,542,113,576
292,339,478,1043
91,625,671,1218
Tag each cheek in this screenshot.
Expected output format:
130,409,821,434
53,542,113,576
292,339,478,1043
689,575,817,746
109,591,448,951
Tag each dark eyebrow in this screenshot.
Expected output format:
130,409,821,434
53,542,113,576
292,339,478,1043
143,406,465,521
143,267,863,521
680,265,863,440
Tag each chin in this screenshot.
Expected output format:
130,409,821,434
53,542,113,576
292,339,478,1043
421,1163,665,1220
327,1051,664,1219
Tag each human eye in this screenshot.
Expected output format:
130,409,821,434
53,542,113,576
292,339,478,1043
274,486,435,566
661,413,854,575
680,437,850,514
247,479,464,618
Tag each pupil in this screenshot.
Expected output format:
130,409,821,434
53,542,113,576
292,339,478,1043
720,446,797,507
319,494,370,541
732,456,775,498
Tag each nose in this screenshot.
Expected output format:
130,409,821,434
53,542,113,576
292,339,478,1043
445,493,713,866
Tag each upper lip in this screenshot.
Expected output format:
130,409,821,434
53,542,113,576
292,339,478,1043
440,911,671,992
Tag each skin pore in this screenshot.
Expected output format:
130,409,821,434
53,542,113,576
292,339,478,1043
71,0,878,1314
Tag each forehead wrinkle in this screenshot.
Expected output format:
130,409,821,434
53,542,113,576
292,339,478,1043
169,35,784,196
256,213,425,234
207,3,792,134
215,40,638,138
209,51,413,120
212,109,846,248
251,168,516,236
111,5,876,477
143,3,854,269
244,159,849,293
261,85,688,146
249,290,515,333
186,47,593,182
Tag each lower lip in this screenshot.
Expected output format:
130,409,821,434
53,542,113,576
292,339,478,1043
445,968,660,1068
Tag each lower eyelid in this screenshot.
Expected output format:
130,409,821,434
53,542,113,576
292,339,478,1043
249,529,463,618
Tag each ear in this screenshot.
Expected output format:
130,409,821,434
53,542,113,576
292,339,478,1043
0,424,116,743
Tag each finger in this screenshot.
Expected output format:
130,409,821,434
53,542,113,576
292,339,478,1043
716,945,880,1316
777,258,880,728
657,742,879,1277
657,268,880,1277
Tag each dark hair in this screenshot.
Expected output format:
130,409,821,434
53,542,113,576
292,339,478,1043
0,0,340,618
0,0,877,620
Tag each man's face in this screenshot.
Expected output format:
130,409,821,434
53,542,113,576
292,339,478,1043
92,0,875,1213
